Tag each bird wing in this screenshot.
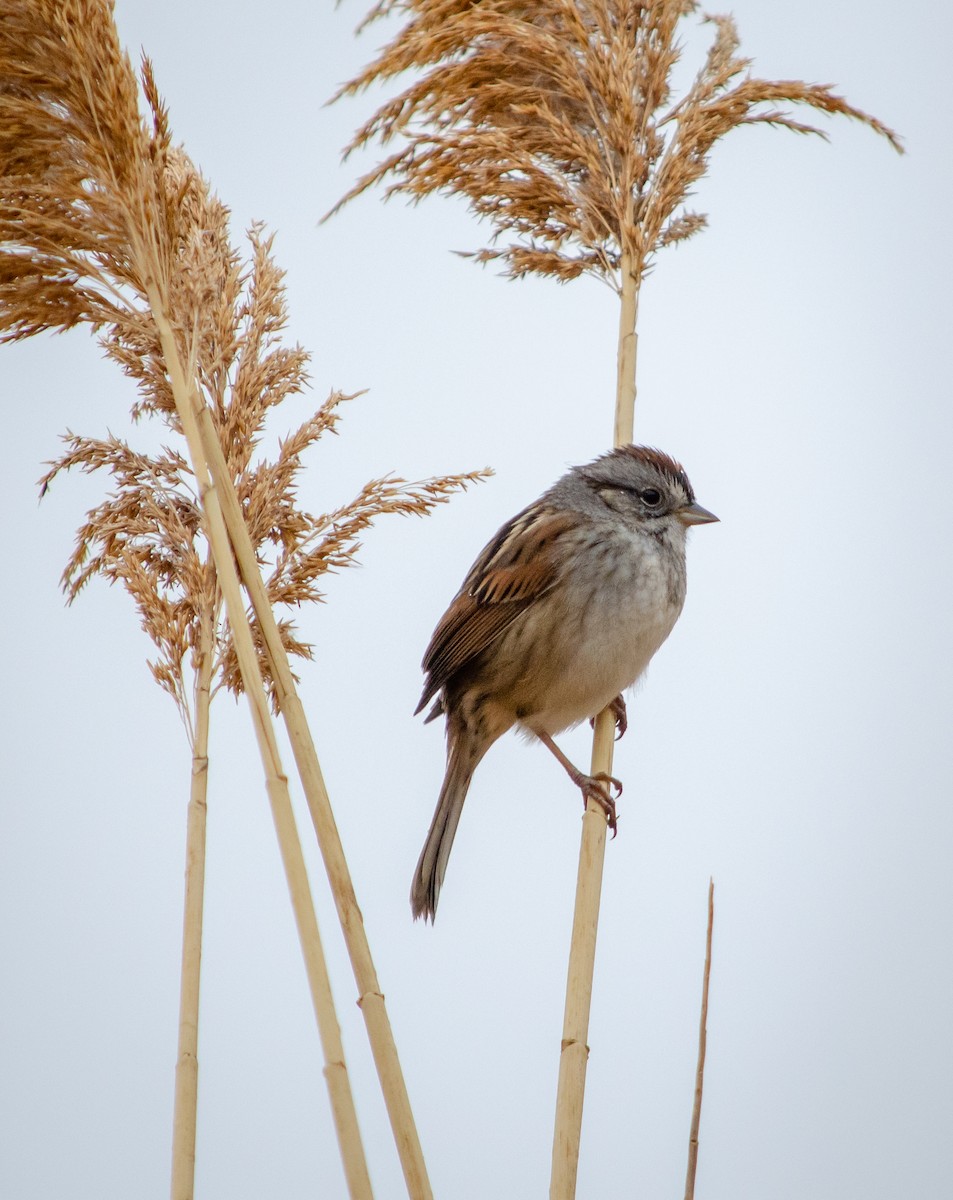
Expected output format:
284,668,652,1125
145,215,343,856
415,505,576,715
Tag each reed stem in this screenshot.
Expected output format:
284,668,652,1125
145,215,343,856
191,393,432,1199
550,249,640,1199
549,708,614,1200
614,247,639,446
683,879,715,1200
170,614,213,1200
145,279,375,1200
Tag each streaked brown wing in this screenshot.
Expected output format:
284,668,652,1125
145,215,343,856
416,505,576,714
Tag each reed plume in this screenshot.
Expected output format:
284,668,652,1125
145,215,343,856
3,2,489,1195
332,0,900,291
331,3,902,1198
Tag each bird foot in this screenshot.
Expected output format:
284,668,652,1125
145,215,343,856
577,772,622,837
534,730,623,837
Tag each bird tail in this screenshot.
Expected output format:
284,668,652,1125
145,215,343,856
410,742,482,922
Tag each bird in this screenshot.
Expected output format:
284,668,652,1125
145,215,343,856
410,445,717,920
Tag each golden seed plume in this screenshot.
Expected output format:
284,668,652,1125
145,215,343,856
329,0,902,290
2,0,488,725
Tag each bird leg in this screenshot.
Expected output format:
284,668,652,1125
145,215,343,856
589,694,627,741
535,731,622,836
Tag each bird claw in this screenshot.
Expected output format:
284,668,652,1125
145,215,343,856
610,695,628,740
589,695,628,741
580,772,622,837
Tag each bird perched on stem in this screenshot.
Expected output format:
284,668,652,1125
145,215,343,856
411,445,718,921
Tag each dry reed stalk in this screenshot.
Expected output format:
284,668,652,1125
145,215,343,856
684,878,715,1200
550,236,639,1198
187,341,440,1200
332,2,902,1196
4,4,489,1195
170,614,213,1200
550,705,613,1195
150,304,377,1200
50,292,378,1193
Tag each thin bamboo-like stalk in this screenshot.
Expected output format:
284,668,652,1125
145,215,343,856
550,707,615,1200
684,879,715,1200
613,248,639,447
144,279,375,1200
170,614,214,1200
550,261,641,1200
191,395,432,1199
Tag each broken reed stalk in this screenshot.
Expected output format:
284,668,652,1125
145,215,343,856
332,3,901,1194
170,615,213,1200
684,878,715,1200
146,290,375,1200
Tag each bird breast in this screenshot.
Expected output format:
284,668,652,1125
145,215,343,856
501,522,687,736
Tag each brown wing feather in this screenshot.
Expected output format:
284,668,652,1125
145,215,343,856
416,505,576,714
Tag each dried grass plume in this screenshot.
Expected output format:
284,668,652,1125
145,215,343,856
331,0,902,290
0,0,487,716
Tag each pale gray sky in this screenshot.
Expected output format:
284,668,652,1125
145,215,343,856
2,2,951,1198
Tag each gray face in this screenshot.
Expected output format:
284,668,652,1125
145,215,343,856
546,445,696,531
589,471,691,527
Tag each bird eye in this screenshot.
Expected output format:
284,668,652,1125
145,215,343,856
639,488,662,507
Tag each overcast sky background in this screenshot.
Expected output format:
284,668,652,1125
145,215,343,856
2,2,951,1198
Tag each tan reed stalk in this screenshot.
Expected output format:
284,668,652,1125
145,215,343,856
170,612,214,1200
332,4,901,1194
614,247,639,447
550,232,639,1198
684,878,715,1200
41,401,468,1193
550,705,614,1197
145,288,376,1200
191,355,433,1200
41,362,387,1191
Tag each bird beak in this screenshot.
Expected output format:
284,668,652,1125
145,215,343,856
677,501,719,526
